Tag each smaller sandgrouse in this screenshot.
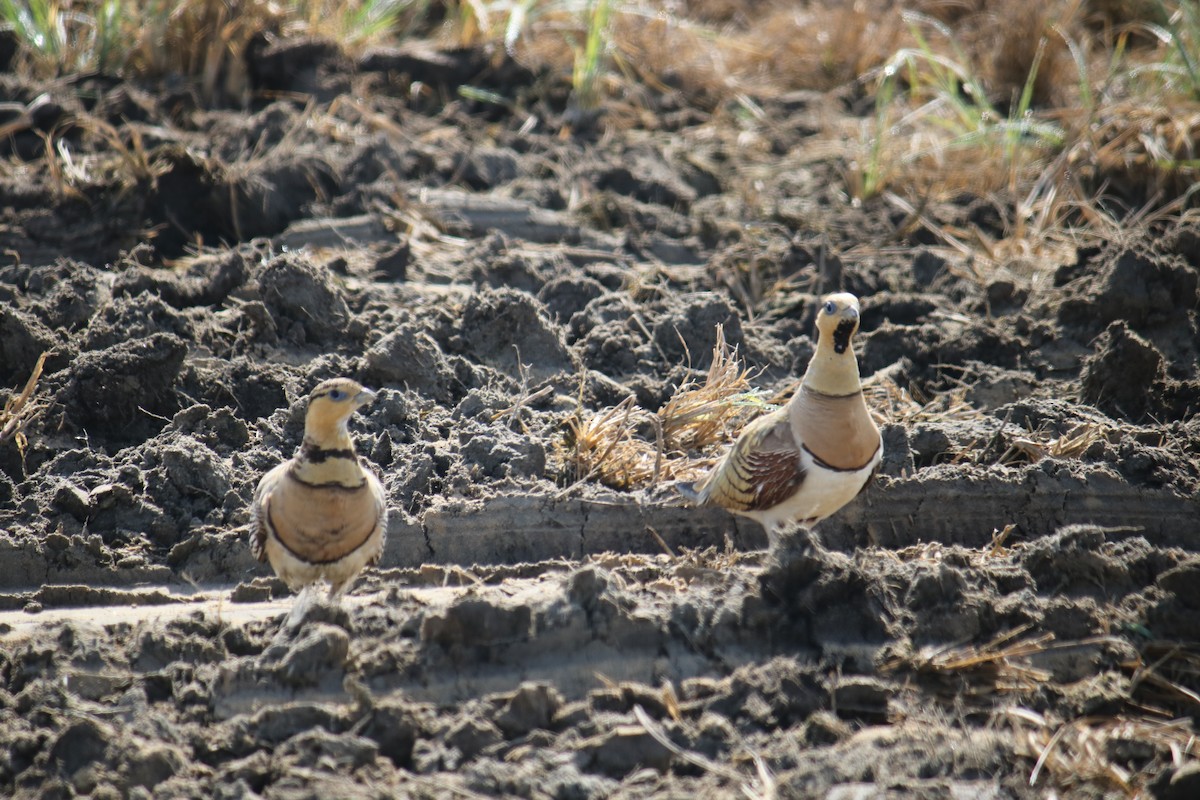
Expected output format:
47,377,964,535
251,377,387,596
680,293,882,544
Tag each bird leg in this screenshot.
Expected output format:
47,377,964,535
283,583,319,633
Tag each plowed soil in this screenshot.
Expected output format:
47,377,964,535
1,36,1199,800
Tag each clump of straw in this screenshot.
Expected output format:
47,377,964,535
567,325,769,491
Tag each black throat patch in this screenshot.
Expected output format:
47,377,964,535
832,319,857,354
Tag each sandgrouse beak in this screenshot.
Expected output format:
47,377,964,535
353,387,377,408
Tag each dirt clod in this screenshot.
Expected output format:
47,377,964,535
1081,321,1167,419
257,254,354,346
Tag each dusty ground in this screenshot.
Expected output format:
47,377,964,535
1,35,1199,800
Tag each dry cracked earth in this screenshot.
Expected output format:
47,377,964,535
0,34,1199,800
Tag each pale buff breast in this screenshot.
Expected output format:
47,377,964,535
269,471,382,564
791,386,880,470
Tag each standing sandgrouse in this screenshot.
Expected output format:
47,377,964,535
680,293,882,544
251,378,388,596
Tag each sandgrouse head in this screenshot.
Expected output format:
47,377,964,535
305,377,376,438
814,292,862,355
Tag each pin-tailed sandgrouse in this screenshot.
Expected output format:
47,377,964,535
681,293,882,543
251,377,387,596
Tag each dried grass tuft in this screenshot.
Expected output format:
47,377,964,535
1006,710,1200,794
861,367,987,427
2,1,419,101
715,1,906,93
1081,102,1200,203
511,0,906,112
672,537,757,573
884,625,1055,696
985,0,1079,111
997,638,1200,793
53,116,171,198
0,352,49,457
999,421,1110,465
567,395,662,490
566,324,768,491
659,324,761,452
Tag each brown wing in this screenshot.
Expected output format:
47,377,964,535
252,521,269,562
700,409,805,512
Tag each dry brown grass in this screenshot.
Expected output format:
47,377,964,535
717,2,906,94
566,324,767,491
1002,640,1200,793
1,1,280,99
862,368,988,427
1126,641,1200,713
882,620,1200,794
0,353,49,457
658,324,760,452
510,0,910,111
981,0,1080,110
625,0,1081,106
132,0,276,102
999,420,1110,464
884,625,1056,696
2,1,422,101
567,395,662,490
897,632,1200,795
1081,0,1171,31
36,116,172,203
1007,710,1200,795
1082,102,1200,203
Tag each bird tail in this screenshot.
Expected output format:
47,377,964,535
674,479,705,505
